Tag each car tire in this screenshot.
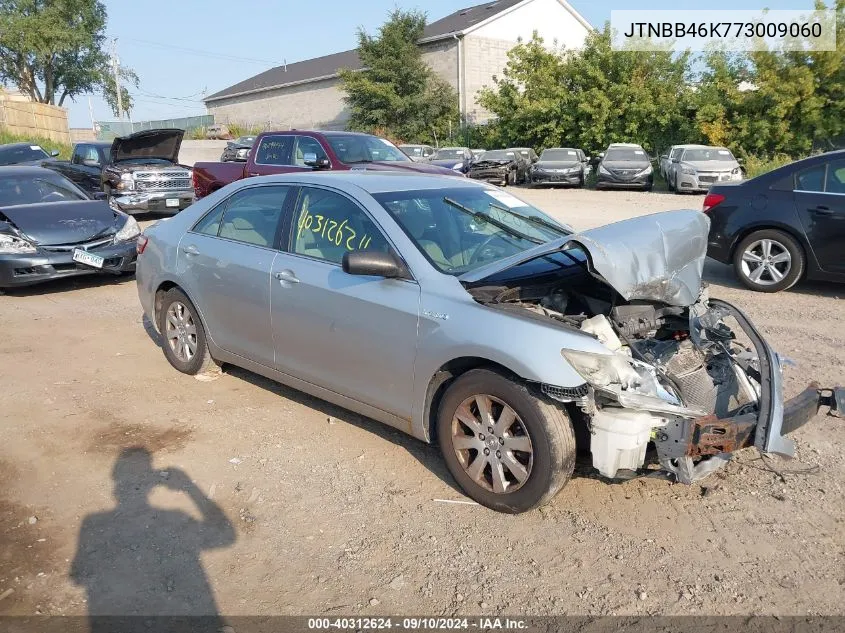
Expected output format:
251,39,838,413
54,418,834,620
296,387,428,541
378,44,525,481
436,369,576,513
732,229,805,293
579,173,586,188
157,288,220,375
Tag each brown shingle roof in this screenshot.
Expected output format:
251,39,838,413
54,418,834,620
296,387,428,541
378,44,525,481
205,0,524,102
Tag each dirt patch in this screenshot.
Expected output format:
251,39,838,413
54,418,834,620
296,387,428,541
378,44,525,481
85,419,194,455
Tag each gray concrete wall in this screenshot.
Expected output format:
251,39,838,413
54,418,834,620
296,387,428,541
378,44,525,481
178,140,229,166
462,35,515,124
206,41,460,135
206,77,351,132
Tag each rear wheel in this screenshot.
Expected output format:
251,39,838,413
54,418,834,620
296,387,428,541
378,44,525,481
733,229,805,292
157,288,220,375
437,369,576,513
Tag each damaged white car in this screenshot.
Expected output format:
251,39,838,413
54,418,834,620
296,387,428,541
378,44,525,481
136,173,843,514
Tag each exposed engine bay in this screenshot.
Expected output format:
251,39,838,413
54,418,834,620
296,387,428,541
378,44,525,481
468,264,841,484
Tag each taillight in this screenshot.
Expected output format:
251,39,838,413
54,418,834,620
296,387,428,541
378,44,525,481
136,235,149,254
703,193,725,213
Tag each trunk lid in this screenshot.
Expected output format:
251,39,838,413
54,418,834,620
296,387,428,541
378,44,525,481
0,201,118,245
110,129,184,164
459,209,710,306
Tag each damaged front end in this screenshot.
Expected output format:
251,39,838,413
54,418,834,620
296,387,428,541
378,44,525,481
464,210,843,484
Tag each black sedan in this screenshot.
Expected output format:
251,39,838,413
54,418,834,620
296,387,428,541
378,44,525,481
530,148,589,187
0,167,139,289
705,149,845,292
0,142,60,165
220,136,256,162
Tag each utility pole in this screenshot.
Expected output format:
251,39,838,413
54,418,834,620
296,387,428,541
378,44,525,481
111,38,123,120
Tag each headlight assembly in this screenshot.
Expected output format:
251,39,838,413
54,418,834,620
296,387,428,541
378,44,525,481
0,233,37,254
116,172,135,191
598,164,611,176
680,163,696,175
114,215,141,243
452,162,463,171
561,349,641,388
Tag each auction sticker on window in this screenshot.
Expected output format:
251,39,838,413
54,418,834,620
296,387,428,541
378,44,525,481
611,9,836,51
486,190,528,208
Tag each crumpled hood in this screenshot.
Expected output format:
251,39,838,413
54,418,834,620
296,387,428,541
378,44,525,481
460,209,710,306
0,201,119,246
111,129,184,163
470,159,513,168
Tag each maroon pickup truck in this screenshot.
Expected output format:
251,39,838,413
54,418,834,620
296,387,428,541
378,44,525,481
192,130,462,198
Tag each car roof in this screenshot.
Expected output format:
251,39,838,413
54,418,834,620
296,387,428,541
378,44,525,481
437,146,468,150
244,171,486,194
608,143,644,148
543,147,579,151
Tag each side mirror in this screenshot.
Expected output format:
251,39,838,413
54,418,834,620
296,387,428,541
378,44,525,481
83,159,100,168
532,156,539,163
342,250,407,279
50,149,60,157
672,157,680,163
303,152,330,169
92,191,108,201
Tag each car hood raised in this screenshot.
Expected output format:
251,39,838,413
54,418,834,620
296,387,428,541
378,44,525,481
0,200,119,246
111,129,184,163
460,209,710,307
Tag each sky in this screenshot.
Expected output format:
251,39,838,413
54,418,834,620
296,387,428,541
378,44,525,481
64,0,819,128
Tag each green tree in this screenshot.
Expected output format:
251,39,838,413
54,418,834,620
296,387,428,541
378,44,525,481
339,9,458,143
478,27,694,155
0,0,137,116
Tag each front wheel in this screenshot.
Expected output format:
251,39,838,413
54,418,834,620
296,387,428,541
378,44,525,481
437,369,576,513
157,288,220,375
732,229,805,292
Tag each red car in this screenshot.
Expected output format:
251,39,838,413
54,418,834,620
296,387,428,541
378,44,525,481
192,130,461,199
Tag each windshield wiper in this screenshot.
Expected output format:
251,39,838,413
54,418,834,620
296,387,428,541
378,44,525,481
442,197,543,245
487,202,570,236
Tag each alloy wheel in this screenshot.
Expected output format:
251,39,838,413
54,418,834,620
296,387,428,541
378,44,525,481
451,394,533,494
165,301,198,362
740,239,792,286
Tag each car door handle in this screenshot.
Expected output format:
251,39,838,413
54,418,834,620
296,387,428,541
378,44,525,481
183,244,200,256
813,205,834,215
274,270,299,283
247,172,260,177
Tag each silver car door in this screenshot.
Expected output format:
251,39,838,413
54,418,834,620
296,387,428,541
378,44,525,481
178,184,292,366
270,185,420,419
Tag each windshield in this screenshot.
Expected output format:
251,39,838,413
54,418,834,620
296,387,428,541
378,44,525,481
541,149,578,161
0,174,88,206
374,186,570,275
325,135,410,164
683,148,735,162
478,150,515,161
433,148,465,160
236,136,256,145
605,148,647,161
400,145,424,157
0,145,51,165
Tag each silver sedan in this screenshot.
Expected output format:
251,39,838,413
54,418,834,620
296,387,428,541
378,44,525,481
136,172,841,513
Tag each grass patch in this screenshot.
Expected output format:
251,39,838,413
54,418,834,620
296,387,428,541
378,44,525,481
0,127,72,159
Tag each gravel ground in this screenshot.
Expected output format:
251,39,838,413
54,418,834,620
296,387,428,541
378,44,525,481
1,187,843,619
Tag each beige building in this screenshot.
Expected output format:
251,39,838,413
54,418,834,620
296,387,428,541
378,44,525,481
204,0,592,130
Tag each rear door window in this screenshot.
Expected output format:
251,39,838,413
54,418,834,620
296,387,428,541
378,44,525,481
824,160,845,194
192,185,291,247
254,135,295,166
796,165,826,192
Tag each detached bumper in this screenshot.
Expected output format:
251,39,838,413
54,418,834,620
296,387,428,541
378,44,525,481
0,241,137,288
111,190,195,214
469,171,509,186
